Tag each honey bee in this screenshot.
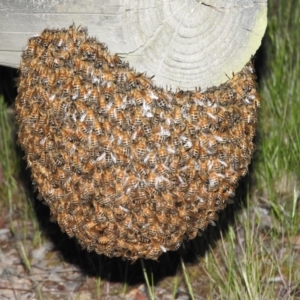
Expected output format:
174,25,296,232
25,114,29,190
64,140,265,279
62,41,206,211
99,136,113,153
133,109,143,125
106,209,116,222
83,220,97,233
94,208,107,224
80,42,97,61
146,171,156,187
53,188,64,201
143,91,157,108
187,122,199,136
226,171,239,185
77,85,89,103
77,147,91,164
123,215,132,230
94,52,105,68
136,73,153,89
243,110,256,124
116,111,128,129
97,194,112,207
135,163,148,178
44,139,55,152
146,245,161,260
81,158,96,175
103,82,115,101
126,230,137,242
81,63,94,81
86,86,97,104
76,129,88,143
142,121,152,136
139,235,151,244
40,28,54,45
24,40,36,57
207,136,217,154
37,151,48,166
19,89,33,107
175,90,189,105
91,170,102,186
106,53,123,68
168,155,180,175
53,167,67,184
125,71,137,88
71,154,82,174
162,191,176,209
214,131,229,144
111,205,125,221
156,210,168,224
130,89,144,106
142,206,153,219
97,94,108,115
133,213,144,227
72,76,82,94
107,106,117,122
53,99,68,119
245,125,256,140
56,68,68,86
100,70,115,83
133,138,147,161
172,105,183,124
124,173,139,191
143,151,156,168
98,235,110,245
26,105,39,125
87,133,98,148
115,168,126,182
156,162,169,177
168,215,180,232
155,175,169,191
45,57,62,69
113,94,124,112
131,126,143,143
61,80,72,97
28,57,41,71
93,118,103,136
75,101,86,118
101,170,113,185
198,116,210,133
189,103,200,123
177,146,189,165
82,106,93,124
69,171,81,185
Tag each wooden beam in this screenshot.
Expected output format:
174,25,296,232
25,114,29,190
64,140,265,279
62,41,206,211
0,0,267,90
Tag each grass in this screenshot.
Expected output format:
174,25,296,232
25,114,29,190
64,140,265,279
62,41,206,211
0,95,17,217
195,1,300,298
0,0,299,299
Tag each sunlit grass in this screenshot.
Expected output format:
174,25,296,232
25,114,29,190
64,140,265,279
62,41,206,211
141,259,155,300
194,1,300,299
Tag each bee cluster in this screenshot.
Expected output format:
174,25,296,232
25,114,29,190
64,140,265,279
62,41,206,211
15,24,259,261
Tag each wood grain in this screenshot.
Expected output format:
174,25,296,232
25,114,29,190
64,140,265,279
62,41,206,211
0,0,267,90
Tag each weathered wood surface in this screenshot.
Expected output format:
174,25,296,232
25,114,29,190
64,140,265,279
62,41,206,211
0,0,267,90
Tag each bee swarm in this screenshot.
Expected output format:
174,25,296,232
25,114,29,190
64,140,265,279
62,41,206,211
15,25,259,261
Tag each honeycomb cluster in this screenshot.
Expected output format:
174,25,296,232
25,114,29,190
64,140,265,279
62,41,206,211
15,24,260,261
